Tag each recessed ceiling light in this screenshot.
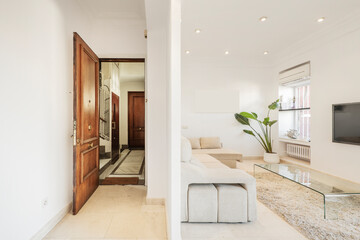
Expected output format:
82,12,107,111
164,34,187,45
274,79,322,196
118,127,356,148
317,17,325,23
264,51,269,55
185,50,190,54
259,16,268,22
225,51,230,55
195,29,201,34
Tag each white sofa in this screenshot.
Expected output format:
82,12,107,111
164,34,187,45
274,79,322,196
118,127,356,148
181,137,257,223
188,137,242,168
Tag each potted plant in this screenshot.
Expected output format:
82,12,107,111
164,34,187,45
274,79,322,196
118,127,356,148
234,99,280,163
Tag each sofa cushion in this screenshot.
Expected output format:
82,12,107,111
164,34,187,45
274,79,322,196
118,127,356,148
188,137,201,149
188,184,218,222
181,136,192,163
200,137,222,149
215,184,248,222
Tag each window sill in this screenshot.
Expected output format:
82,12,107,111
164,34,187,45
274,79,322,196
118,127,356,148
278,137,311,146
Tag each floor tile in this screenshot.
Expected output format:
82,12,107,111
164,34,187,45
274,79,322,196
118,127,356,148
46,213,113,239
45,186,167,240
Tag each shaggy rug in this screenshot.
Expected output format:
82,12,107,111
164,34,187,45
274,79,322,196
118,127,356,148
254,172,360,240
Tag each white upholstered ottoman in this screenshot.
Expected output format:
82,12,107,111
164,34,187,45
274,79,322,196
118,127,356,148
215,184,248,222
188,184,217,222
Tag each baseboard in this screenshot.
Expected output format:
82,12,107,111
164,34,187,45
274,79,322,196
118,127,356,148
164,198,169,240
30,202,72,240
145,198,165,205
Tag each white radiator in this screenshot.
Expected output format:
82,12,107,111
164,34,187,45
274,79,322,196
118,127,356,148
286,144,311,161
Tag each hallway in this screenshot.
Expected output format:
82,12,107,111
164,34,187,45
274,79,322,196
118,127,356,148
45,186,167,239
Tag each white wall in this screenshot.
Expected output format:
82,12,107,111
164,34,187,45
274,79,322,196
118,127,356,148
181,60,278,157
167,0,182,238
86,19,147,59
0,0,147,239
0,0,90,239
145,0,182,239
274,16,360,183
144,0,169,200
119,81,145,147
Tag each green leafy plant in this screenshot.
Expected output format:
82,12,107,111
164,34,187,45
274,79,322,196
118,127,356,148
234,99,279,153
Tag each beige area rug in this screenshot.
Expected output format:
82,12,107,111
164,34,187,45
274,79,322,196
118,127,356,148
112,150,145,175
254,172,360,240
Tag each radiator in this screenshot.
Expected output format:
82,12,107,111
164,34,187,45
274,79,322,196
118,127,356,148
286,144,311,161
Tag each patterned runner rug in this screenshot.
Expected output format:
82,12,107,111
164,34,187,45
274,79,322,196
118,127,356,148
112,150,145,175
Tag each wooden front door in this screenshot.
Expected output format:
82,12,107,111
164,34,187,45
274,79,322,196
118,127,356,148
111,93,120,163
73,33,99,214
128,92,145,149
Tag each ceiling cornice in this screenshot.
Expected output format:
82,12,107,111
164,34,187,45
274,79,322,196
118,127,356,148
273,9,360,67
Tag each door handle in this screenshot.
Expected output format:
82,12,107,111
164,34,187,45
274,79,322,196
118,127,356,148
88,142,94,149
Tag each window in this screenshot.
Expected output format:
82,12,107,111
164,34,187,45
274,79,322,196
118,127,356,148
278,81,311,141
294,84,311,140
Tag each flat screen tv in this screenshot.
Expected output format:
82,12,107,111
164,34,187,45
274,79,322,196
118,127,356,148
333,102,360,145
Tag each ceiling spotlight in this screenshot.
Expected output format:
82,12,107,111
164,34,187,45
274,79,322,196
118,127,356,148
225,51,230,55
185,50,190,54
195,29,201,34
317,17,325,23
264,51,269,55
259,16,268,22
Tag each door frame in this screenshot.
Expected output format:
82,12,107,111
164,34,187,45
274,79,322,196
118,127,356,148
99,58,145,151
100,58,145,63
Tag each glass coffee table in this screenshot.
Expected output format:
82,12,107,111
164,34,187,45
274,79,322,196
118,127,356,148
254,163,360,219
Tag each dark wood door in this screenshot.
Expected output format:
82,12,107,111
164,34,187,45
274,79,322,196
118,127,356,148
111,93,120,163
73,33,99,214
128,92,145,148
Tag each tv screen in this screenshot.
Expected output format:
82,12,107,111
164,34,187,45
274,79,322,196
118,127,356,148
333,103,360,145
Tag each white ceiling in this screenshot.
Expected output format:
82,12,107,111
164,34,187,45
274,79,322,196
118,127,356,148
76,0,145,20
182,0,360,63
118,62,145,83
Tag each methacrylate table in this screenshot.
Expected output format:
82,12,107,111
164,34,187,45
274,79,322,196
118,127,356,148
254,163,360,219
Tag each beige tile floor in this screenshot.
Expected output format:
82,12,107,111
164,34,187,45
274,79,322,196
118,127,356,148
181,201,307,240
45,185,167,240
45,159,307,240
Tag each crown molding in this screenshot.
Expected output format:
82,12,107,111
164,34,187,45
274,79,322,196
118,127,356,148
273,9,360,67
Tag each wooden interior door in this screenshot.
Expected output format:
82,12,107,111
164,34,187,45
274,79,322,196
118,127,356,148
128,92,145,148
111,93,120,163
73,33,99,214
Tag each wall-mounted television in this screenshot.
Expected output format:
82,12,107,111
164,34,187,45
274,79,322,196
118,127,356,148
333,102,360,145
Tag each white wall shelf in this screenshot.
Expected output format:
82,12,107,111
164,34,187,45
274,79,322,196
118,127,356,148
279,107,310,112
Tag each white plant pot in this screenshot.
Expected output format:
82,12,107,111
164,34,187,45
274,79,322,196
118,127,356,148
264,152,280,164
